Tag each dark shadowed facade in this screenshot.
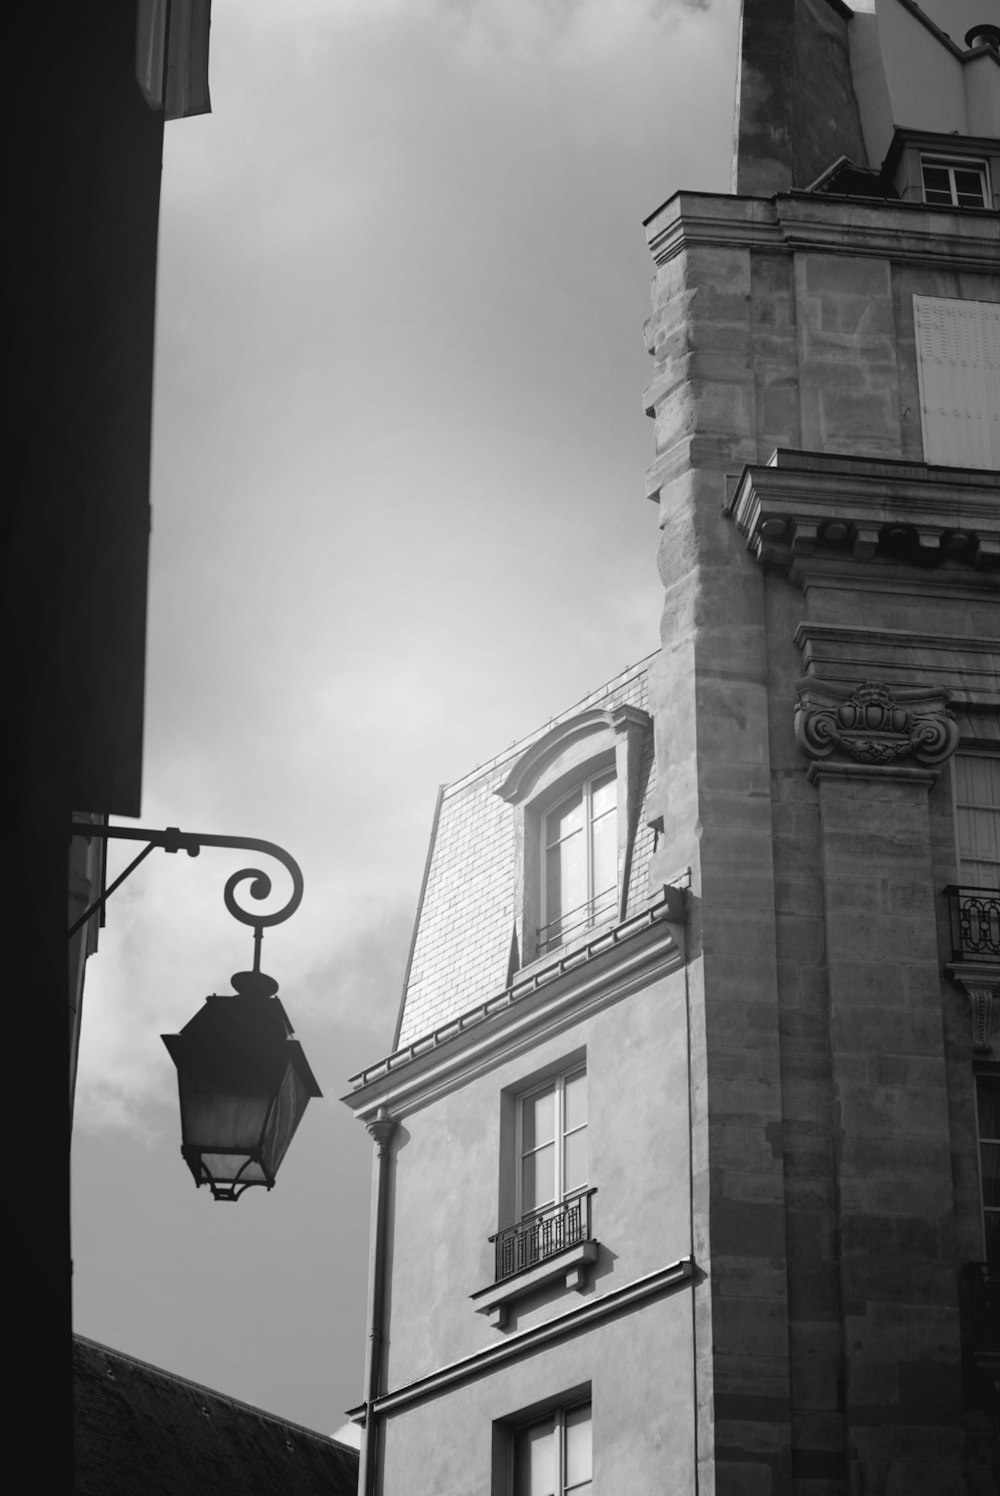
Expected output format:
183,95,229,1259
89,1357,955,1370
11,3,209,1483
345,2,999,1493
74,1336,359,1496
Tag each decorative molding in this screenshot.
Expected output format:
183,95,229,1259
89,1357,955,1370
795,679,959,770
494,705,651,805
343,891,685,1122
351,1257,695,1419
947,964,1000,1056
470,1241,599,1329
806,762,938,788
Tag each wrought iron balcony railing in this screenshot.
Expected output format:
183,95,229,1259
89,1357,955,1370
490,1188,597,1283
538,888,617,955
945,886,1000,963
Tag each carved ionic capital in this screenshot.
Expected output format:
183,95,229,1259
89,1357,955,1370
794,679,958,771
948,964,1000,1056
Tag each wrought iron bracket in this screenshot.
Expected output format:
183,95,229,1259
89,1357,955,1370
68,822,303,971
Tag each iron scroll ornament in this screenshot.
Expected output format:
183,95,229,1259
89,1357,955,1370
794,680,959,768
67,824,304,961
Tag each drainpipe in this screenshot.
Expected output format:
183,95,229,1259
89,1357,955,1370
358,1107,396,1496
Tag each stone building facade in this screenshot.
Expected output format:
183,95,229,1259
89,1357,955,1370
344,3,999,1492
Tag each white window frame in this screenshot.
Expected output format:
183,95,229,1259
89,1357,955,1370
920,155,990,209
515,1066,587,1224
494,702,652,970
539,770,618,956
510,1401,592,1496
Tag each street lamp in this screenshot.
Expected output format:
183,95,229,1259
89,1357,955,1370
69,823,321,1200
163,969,321,1201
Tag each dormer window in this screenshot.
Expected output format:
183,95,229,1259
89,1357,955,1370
882,129,999,212
921,156,989,208
495,703,652,967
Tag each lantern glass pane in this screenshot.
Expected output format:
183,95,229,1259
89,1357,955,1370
179,1088,272,1153
260,1064,312,1176
198,1153,269,1187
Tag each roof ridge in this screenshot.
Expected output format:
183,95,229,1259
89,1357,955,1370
875,0,975,62
443,649,658,797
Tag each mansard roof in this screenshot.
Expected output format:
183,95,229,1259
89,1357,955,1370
390,656,659,1053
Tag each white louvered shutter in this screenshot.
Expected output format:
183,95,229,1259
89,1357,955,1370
914,296,1000,469
955,754,1000,891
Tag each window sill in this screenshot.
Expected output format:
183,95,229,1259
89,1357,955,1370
523,915,620,977
470,1240,599,1330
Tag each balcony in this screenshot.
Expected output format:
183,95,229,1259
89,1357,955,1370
471,1190,598,1329
945,886,1000,963
491,1189,597,1282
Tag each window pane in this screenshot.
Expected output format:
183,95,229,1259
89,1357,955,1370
514,1421,555,1496
546,828,586,927
982,1144,1000,1210
978,1076,1000,1140
564,1406,592,1487
922,164,951,201
590,805,617,910
563,1127,588,1196
955,169,986,207
987,1210,1000,1270
522,1142,555,1214
590,771,616,819
522,1086,555,1150
547,791,583,846
564,1070,587,1132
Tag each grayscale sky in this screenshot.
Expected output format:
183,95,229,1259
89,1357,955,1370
71,0,981,1441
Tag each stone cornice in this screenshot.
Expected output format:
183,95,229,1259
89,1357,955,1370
727,449,1000,574
644,190,1000,274
794,624,1000,709
348,1257,695,1420
788,557,998,603
342,890,686,1122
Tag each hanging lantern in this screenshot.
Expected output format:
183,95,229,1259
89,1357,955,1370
162,970,322,1201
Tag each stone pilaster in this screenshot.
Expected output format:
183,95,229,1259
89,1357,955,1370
801,706,965,1491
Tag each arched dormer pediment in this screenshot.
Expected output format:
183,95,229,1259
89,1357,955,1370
496,705,651,807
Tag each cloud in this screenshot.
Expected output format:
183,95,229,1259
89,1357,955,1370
436,0,715,67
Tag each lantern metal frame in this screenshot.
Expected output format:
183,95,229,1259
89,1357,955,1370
69,821,318,1200
68,822,303,957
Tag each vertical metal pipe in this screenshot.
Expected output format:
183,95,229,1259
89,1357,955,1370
358,1107,396,1496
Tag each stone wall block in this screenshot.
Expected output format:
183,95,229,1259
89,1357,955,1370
713,1296,790,1361
714,1197,788,1257
830,1001,941,1051
775,877,825,917
790,1328,844,1406
835,1081,950,1140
